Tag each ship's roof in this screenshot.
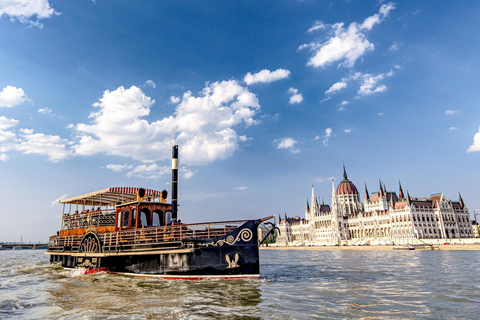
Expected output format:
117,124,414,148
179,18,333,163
60,187,164,206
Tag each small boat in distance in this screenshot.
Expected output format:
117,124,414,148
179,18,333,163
393,245,415,250
47,146,275,279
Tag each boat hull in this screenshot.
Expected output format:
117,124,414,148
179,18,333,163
48,220,261,278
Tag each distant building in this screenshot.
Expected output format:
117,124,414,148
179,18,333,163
473,221,479,238
277,166,474,246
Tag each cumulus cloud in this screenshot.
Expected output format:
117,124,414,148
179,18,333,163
244,68,291,85
0,153,9,162
357,73,388,95
445,110,458,115
15,129,73,162
287,87,304,104
144,80,156,88
238,135,252,142
0,0,59,28
325,81,347,95
308,20,326,33
300,3,395,69
235,186,248,191
72,81,260,166
170,96,180,103
467,127,480,153
126,163,170,180
0,116,19,131
449,127,458,131
38,107,52,115
323,127,332,146
0,86,28,108
344,129,352,133
275,137,300,153
105,164,133,172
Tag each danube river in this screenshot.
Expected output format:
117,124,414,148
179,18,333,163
1,249,479,319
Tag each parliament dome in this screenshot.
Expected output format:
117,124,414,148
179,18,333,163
336,166,359,195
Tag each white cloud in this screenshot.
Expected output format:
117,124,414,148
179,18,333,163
0,86,28,108
445,110,458,115
357,73,389,96
16,129,73,162
323,127,332,146
325,81,347,95
73,81,260,166
275,137,300,153
467,126,480,153
315,177,335,183
308,20,326,33
238,135,252,142
244,68,291,85
389,41,400,51
50,193,68,207
0,116,19,131
170,96,180,103
449,127,458,131
301,3,395,69
287,87,304,104
340,101,349,106
181,166,196,179
0,0,59,28
235,186,248,191
378,112,385,116
38,107,52,114
144,80,156,88
126,163,170,180
320,96,332,103
344,129,352,133
0,153,9,162
105,164,133,172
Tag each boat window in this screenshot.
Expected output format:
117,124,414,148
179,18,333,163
152,210,163,227
165,211,172,225
122,210,129,227
117,212,122,228
132,209,137,228
140,209,150,227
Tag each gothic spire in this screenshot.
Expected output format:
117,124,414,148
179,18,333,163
406,190,411,205
343,162,348,180
459,192,465,208
306,198,310,211
398,180,404,199
379,180,384,197
365,183,370,201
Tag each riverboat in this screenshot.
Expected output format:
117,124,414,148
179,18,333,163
46,146,276,279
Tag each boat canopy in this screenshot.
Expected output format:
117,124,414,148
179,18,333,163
59,187,165,206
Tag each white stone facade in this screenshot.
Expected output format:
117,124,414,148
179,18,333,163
277,168,475,246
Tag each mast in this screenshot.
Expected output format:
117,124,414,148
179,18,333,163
171,145,179,223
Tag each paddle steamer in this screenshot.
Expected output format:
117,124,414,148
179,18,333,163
47,146,275,279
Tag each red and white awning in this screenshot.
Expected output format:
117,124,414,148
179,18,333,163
59,187,165,206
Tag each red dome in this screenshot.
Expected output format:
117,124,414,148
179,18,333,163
336,179,358,195
336,165,358,195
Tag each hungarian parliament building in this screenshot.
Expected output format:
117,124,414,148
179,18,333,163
277,167,475,246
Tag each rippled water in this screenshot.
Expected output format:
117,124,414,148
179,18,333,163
1,249,480,319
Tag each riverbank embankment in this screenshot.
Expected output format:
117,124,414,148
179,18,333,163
260,244,480,251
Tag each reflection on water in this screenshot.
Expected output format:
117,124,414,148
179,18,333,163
1,249,480,319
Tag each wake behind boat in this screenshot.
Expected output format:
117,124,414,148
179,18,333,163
46,145,275,279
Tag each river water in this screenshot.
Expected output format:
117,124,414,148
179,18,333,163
1,249,479,319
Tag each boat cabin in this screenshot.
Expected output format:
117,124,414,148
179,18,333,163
59,187,172,236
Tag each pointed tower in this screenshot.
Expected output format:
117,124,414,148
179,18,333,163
379,180,384,198
365,183,370,201
406,190,411,205
306,199,310,211
390,193,395,209
459,192,465,209
311,185,318,209
399,181,404,199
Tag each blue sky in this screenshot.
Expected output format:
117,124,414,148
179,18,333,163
1,1,480,242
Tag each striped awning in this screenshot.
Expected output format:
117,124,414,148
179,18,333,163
59,187,165,206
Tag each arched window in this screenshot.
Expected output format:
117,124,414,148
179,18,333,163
152,210,163,227
165,211,172,225
131,209,137,227
117,212,122,228
140,208,151,227
122,210,129,227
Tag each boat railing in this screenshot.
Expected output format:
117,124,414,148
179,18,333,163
48,220,246,254
62,210,117,230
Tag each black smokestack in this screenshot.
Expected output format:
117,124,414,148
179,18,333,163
171,145,179,222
